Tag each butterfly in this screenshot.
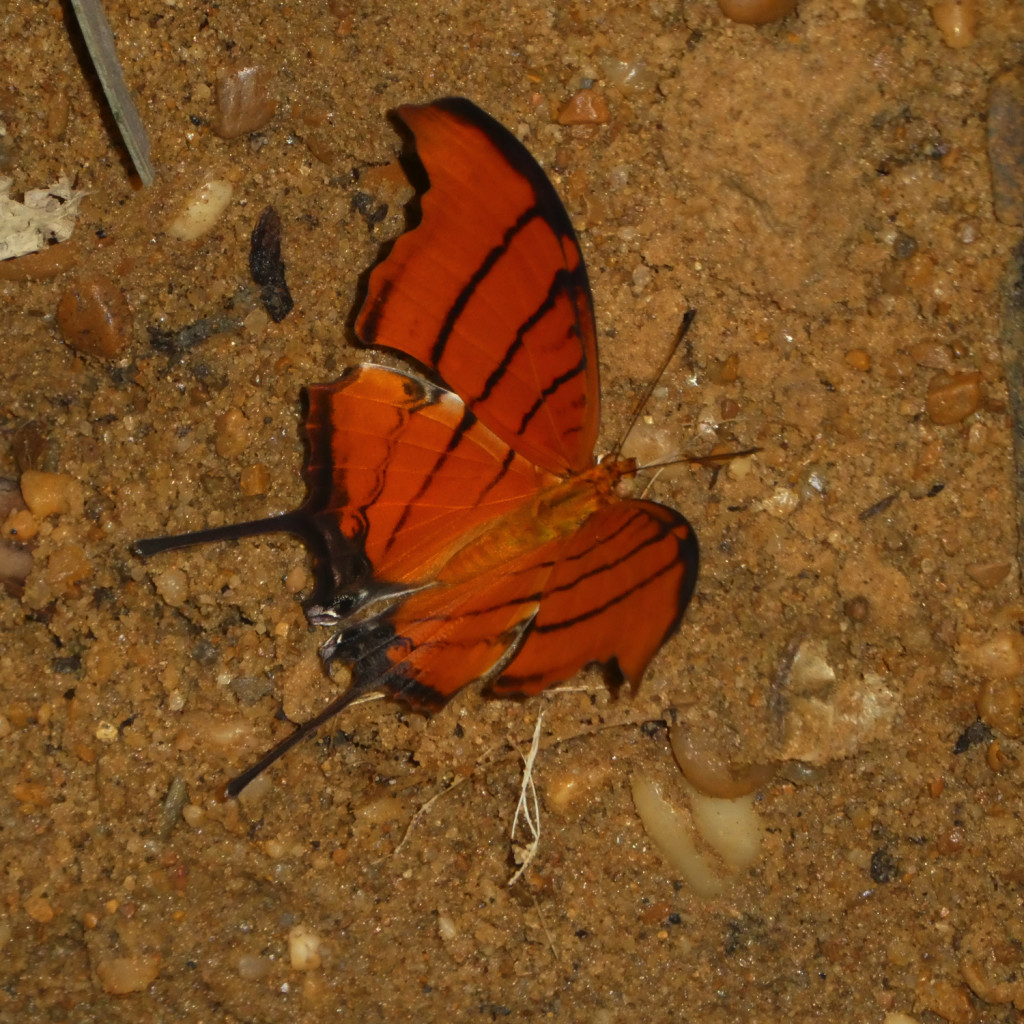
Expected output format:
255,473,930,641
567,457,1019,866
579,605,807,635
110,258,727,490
136,98,699,796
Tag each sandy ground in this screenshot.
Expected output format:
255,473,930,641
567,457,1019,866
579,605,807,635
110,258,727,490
2,0,1023,1020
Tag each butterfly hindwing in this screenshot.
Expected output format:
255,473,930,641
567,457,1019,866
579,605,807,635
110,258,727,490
492,500,699,696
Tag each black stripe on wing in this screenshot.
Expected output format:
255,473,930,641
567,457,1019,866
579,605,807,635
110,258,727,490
433,97,585,264
380,399,478,556
376,395,526,557
429,205,542,367
530,505,697,636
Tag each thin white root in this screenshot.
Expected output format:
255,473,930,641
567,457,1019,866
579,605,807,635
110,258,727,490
392,773,470,858
508,711,544,887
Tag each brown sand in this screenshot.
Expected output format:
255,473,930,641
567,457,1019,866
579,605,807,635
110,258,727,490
1,1,1023,1020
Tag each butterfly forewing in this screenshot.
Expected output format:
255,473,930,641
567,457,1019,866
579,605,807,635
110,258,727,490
356,98,600,476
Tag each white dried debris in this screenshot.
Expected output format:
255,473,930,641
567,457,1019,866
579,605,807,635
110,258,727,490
779,672,900,764
0,176,87,260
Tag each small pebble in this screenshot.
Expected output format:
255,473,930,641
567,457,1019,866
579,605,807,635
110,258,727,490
285,565,309,594
713,352,740,383
780,674,898,764
288,924,323,970
153,568,189,608
0,242,77,281
892,232,918,260
228,675,274,706
909,340,954,371
95,721,118,744
914,971,972,1024
720,397,740,420
962,632,1024,681
214,65,277,139
845,348,871,371
44,543,91,593
935,825,967,856
166,179,234,242
182,803,204,828
977,678,1022,737
243,307,270,338
556,89,610,126
866,0,910,26
788,640,837,692
925,370,981,424
601,58,654,96
718,0,798,25
56,275,132,359
544,762,614,813
931,1,977,49
237,953,272,982
24,894,55,923
966,421,988,452
965,560,1011,588
96,955,160,995
761,486,799,518
13,781,51,807
215,408,251,459
20,470,80,519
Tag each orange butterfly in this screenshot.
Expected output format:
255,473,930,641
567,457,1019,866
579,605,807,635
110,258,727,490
136,98,698,796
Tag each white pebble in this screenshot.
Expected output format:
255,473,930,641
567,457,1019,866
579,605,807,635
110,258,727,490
288,924,323,970
788,640,837,692
153,568,189,608
167,180,234,241
95,721,118,744
631,776,723,897
687,784,763,872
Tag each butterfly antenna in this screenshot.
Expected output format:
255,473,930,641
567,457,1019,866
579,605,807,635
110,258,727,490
612,309,697,460
133,510,320,559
